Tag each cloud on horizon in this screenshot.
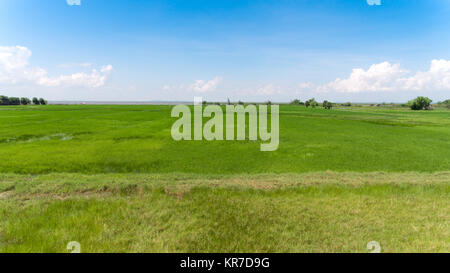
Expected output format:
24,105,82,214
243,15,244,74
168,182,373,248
300,60,450,94
0,46,113,88
189,76,222,93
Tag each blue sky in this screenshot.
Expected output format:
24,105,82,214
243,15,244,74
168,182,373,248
1,0,450,102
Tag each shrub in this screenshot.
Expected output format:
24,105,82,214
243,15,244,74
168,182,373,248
408,96,432,110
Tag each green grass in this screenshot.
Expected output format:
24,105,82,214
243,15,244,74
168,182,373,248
0,172,448,253
0,104,449,252
0,105,449,174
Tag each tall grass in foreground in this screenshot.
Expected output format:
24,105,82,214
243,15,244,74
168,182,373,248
0,173,448,253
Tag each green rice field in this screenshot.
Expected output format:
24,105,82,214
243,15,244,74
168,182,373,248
0,104,449,252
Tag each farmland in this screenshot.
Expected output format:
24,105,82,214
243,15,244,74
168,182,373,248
0,105,449,174
0,104,449,252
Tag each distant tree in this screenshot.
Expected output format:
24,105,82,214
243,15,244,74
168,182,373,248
20,97,31,105
9,97,20,105
305,98,318,108
0,96,44,105
441,99,450,109
266,100,272,105
408,96,432,110
322,100,333,109
38,98,47,105
0,95,9,105
290,99,303,105
238,100,244,105
227,98,231,105
342,102,352,107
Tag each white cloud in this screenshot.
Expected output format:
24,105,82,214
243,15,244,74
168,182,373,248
66,0,81,6
0,46,113,88
189,76,222,93
399,59,450,91
313,60,450,93
318,62,408,93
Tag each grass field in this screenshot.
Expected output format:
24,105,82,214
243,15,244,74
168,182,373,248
0,105,449,174
0,105,449,252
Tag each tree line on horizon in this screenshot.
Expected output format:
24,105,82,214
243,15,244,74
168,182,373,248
1,94,448,110
0,95,47,106
289,96,450,110
289,98,343,109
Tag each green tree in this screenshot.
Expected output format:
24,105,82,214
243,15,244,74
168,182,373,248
32,97,39,105
441,99,450,109
9,97,20,105
290,99,302,105
20,97,31,105
0,95,9,105
408,96,432,110
38,98,47,105
305,98,318,108
323,100,333,109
